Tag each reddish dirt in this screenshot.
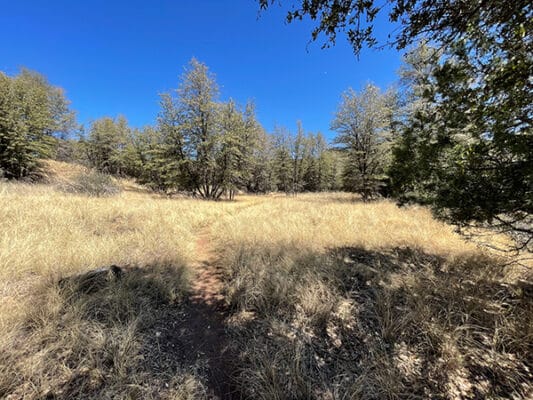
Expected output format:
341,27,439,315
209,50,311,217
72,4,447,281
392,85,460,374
182,228,239,399
189,233,225,307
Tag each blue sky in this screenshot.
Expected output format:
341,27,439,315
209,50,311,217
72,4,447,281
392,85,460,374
0,0,403,140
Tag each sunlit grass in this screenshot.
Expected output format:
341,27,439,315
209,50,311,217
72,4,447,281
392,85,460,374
0,161,530,399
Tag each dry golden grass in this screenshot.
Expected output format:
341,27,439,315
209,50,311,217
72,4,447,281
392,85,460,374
213,192,478,255
211,193,532,399
0,162,244,282
0,161,240,399
0,161,531,399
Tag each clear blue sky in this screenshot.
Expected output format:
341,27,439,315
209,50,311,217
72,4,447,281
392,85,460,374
0,0,402,140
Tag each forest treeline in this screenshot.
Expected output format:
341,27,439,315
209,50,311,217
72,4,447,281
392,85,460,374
1,40,531,247
78,60,347,198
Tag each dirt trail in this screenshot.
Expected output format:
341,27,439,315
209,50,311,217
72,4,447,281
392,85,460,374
189,230,225,307
181,227,238,399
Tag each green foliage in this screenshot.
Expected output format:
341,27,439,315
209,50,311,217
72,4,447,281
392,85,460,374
258,1,532,57
217,100,248,199
176,58,222,198
262,0,532,243
0,69,75,179
83,116,130,175
302,133,333,191
272,127,293,192
1,63,343,198
269,124,342,194
242,106,277,193
332,84,397,200
391,39,532,247
141,59,344,199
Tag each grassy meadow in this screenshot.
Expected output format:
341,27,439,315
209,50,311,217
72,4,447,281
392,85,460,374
0,162,531,399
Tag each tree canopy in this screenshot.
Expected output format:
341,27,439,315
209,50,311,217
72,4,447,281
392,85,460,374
0,69,75,179
260,0,532,248
258,1,532,55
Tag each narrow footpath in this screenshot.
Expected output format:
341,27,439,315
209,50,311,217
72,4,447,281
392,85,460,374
182,228,238,399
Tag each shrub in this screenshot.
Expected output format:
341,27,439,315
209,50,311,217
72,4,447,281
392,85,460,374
61,171,121,197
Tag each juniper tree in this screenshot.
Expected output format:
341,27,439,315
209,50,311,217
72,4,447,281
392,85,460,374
0,69,75,179
218,100,247,200
151,59,271,199
332,84,396,200
84,116,130,175
390,42,442,204
175,59,222,199
392,40,533,248
118,126,159,181
239,102,268,192
152,91,191,191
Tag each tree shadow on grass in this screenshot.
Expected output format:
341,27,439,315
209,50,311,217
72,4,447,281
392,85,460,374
3,245,530,399
223,243,532,399
0,263,239,399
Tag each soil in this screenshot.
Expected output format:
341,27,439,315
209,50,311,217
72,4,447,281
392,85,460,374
140,227,239,398
181,228,239,399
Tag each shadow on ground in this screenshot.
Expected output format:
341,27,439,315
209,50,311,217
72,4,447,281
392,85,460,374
0,263,240,400
221,243,533,399
2,245,531,399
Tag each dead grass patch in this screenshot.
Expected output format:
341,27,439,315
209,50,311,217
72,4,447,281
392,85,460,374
213,196,532,399
0,263,208,399
1,164,530,399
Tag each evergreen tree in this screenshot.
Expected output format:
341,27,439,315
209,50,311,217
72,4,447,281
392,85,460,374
248,128,276,193
303,132,330,191
150,59,271,199
119,126,157,180
272,127,293,193
262,0,532,245
390,42,442,204
239,102,267,192
332,84,396,200
0,69,75,179
290,121,308,193
84,116,129,175
153,92,190,191
218,100,247,200
392,40,532,247
176,58,222,199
